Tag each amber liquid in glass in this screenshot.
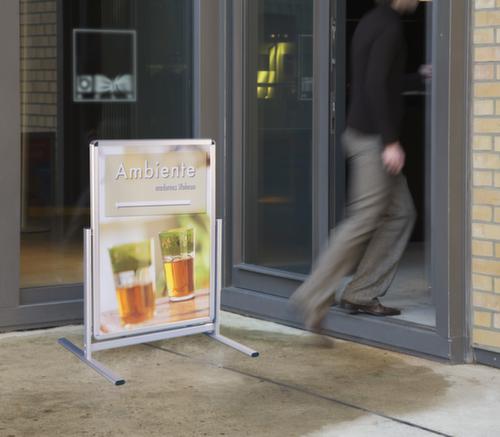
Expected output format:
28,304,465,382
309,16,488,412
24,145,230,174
116,282,156,325
164,256,194,301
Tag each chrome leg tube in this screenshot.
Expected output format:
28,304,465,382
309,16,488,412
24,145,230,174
207,333,259,357
58,338,125,385
58,229,125,385
84,228,92,360
208,219,259,358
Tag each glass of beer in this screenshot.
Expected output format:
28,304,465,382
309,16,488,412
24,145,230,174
108,240,156,326
159,227,195,301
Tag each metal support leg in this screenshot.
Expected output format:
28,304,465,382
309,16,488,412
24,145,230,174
207,219,259,358
59,229,125,385
58,338,125,385
207,333,259,357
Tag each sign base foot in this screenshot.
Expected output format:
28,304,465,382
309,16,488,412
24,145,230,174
206,333,259,357
58,338,126,386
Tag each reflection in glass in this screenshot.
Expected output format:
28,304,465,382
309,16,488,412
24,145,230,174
244,0,313,274
20,0,193,288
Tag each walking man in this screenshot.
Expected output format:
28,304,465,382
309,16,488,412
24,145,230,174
290,0,424,330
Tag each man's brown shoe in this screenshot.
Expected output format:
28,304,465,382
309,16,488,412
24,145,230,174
340,299,401,317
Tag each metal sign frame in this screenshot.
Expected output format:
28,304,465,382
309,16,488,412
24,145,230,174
59,139,258,385
91,140,217,340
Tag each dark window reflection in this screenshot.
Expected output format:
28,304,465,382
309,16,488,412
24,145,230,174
20,0,193,288
244,0,313,274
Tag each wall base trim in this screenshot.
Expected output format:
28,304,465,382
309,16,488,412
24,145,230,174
474,348,500,369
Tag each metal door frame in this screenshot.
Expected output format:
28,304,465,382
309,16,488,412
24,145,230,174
222,0,471,362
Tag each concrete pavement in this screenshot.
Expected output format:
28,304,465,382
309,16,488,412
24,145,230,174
1,312,499,436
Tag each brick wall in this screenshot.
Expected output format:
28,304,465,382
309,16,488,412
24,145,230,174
472,0,500,351
20,0,58,133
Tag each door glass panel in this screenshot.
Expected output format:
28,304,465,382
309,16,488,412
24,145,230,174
20,0,193,288
244,0,313,274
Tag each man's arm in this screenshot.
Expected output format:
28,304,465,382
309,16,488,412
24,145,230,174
403,65,431,92
365,24,401,146
403,72,424,92
365,25,406,174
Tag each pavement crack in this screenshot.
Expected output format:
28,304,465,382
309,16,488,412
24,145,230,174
145,343,453,437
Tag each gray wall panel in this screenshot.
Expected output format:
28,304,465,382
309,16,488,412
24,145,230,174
0,0,21,308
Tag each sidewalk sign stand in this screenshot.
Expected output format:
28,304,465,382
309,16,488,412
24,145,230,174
59,140,258,385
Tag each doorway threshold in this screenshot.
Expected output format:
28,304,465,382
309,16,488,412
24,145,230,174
222,286,451,361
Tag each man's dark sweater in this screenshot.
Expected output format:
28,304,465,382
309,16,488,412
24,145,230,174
347,4,409,146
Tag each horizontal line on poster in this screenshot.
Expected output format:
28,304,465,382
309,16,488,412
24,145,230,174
115,200,192,209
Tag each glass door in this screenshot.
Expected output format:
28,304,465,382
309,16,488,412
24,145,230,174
334,0,435,327
1,0,196,331
243,0,314,275
323,0,468,360
227,0,467,362
230,0,331,298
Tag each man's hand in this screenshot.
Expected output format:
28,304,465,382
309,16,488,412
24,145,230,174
382,142,405,175
419,64,432,80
